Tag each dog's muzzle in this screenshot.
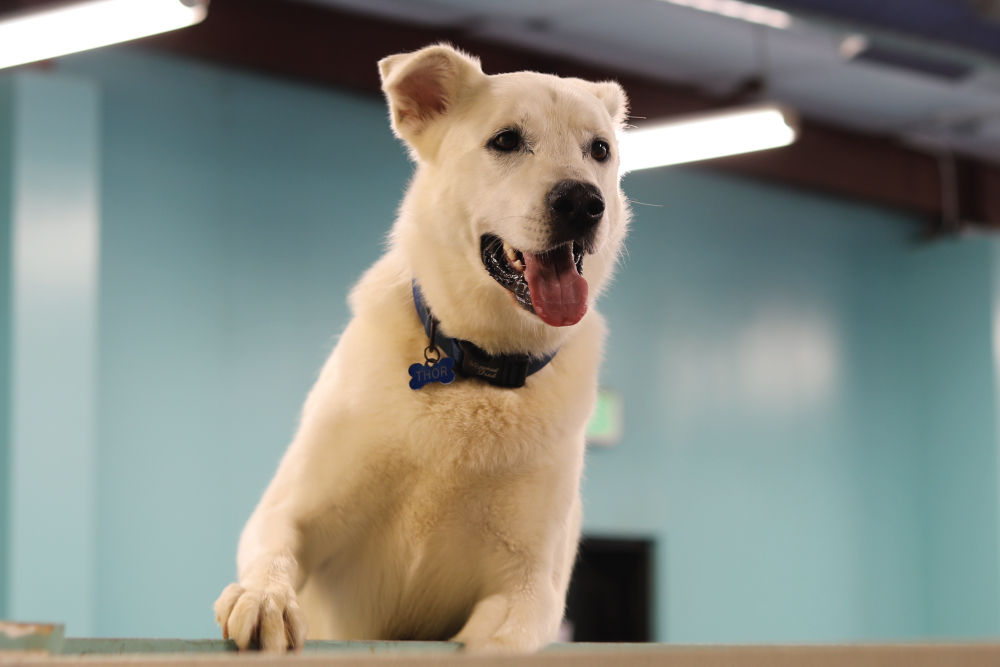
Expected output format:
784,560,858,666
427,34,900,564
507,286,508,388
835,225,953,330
480,179,603,328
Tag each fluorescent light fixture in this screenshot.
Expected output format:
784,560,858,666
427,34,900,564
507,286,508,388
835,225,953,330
0,0,208,70
662,0,792,29
619,104,799,172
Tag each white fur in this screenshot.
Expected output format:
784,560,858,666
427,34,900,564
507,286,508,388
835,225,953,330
214,44,630,654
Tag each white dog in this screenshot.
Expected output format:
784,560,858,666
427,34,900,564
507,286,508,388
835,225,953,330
214,43,630,654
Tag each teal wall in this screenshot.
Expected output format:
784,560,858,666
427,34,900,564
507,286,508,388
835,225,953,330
585,170,1000,640
912,239,1000,637
2,46,1000,642
0,76,11,619
1,71,100,634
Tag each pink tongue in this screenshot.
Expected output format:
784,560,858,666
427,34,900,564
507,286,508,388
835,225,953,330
522,246,589,327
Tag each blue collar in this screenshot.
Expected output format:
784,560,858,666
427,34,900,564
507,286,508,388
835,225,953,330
411,282,556,388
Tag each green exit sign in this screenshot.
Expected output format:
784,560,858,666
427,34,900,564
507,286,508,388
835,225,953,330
586,388,622,447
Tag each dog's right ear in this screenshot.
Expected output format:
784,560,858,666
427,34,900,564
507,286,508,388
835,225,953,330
379,44,485,159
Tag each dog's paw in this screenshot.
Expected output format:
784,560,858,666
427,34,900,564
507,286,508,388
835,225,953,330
213,582,307,652
452,593,556,654
455,626,548,655
457,636,543,655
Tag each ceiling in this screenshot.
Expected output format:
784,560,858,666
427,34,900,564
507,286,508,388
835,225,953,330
7,0,1000,230
300,0,1000,165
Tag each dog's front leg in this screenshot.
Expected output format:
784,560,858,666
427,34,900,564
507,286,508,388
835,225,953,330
214,509,308,652
452,469,583,654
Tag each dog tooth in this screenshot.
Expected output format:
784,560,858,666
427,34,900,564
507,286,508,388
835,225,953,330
503,242,525,273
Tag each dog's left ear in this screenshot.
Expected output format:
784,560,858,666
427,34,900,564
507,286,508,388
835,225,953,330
587,81,629,128
379,43,486,159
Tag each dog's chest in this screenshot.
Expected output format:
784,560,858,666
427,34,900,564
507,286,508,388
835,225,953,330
402,371,584,464
369,372,584,554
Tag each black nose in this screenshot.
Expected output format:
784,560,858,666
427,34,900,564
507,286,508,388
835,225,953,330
547,180,605,232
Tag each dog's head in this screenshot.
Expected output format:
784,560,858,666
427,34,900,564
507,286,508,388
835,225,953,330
380,44,629,350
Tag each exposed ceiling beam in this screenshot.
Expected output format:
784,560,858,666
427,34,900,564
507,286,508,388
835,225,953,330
142,0,1000,231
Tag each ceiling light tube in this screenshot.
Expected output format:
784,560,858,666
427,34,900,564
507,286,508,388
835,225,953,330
661,0,792,30
0,0,208,71
618,104,799,172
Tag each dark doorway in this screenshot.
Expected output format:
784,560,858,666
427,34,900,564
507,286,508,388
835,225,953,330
563,536,654,642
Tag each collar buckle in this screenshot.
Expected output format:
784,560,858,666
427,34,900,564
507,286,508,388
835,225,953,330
456,340,529,388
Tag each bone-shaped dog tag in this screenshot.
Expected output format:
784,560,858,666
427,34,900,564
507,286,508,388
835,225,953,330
408,357,456,390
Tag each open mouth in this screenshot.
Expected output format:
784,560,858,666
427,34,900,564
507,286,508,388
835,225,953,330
480,234,588,327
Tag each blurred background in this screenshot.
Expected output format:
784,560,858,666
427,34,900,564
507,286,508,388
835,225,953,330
3,0,1000,645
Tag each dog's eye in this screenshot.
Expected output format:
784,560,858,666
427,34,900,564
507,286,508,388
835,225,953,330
590,139,610,162
489,130,522,152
